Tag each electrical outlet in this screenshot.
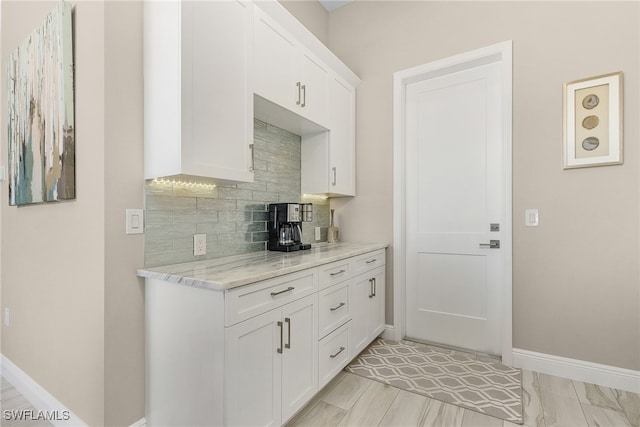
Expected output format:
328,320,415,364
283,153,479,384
194,234,206,256
315,227,321,241
4,308,10,326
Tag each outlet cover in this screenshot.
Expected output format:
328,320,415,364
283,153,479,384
194,234,206,256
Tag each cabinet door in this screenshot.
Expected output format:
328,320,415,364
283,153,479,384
368,267,386,339
329,75,356,196
298,49,329,127
225,309,282,427
186,0,254,182
254,7,298,112
349,274,371,355
281,294,319,423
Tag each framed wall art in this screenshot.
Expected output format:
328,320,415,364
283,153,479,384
563,71,623,169
7,2,75,206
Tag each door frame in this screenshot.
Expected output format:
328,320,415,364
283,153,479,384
392,41,513,365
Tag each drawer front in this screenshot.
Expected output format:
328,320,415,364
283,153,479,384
318,282,350,339
225,269,318,326
318,321,351,389
319,260,351,290
351,249,385,277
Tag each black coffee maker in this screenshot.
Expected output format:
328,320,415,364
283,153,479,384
268,203,313,252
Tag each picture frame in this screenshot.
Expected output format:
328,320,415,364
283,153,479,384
563,71,623,169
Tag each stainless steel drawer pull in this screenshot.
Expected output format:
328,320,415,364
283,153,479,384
369,279,374,298
366,259,377,264
285,318,291,349
330,346,346,359
330,269,346,276
330,302,346,312
270,286,295,297
277,321,283,354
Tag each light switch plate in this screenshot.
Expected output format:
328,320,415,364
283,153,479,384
126,209,144,234
525,209,539,227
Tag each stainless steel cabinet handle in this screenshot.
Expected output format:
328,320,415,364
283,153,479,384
330,269,346,276
372,278,376,297
249,143,254,172
479,240,500,249
330,302,346,312
285,318,291,349
301,84,306,107
332,167,337,186
369,279,374,298
366,259,377,264
277,321,283,354
330,346,346,359
271,286,295,297
296,82,301,105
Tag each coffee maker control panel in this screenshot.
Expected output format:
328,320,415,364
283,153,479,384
286,204,301,222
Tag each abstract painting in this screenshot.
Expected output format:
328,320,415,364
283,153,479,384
7,2,75,206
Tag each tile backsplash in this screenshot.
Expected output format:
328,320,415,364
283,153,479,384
144,119,329,267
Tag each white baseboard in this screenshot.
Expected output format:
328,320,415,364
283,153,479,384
1,354,87,427
512,348,640,393
129,418,147,427
381,324,395,340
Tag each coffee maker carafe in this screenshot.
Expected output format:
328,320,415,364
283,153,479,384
268,203,312,252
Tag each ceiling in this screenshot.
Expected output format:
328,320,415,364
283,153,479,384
319,0,353,12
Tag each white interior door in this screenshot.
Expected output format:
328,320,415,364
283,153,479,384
405,61,504,355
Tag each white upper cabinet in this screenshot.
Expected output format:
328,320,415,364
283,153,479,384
144,0,254,183
253,8,298,114
329,75,356,196
301,75,356,197
254,7,329,129
250,1,361,197
297,51,330,127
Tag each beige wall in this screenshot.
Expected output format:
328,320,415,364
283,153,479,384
104,1,145,426
1,1,106,425
279,0,329,46
1,1,146,425
327,1,639,370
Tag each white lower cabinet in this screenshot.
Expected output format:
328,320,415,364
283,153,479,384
281,295,319,422
350,266,386,356
225,308,282,427
226,293,318,426
145,248,386,427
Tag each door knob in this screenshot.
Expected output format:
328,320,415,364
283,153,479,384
479,240,500,249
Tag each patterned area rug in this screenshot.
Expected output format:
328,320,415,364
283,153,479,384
346,339,523,424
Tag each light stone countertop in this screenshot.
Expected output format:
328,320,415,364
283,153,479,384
137,242,388,291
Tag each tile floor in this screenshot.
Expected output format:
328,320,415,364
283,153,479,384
1,377,53,427
286,370,640,427
2,368,639,427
